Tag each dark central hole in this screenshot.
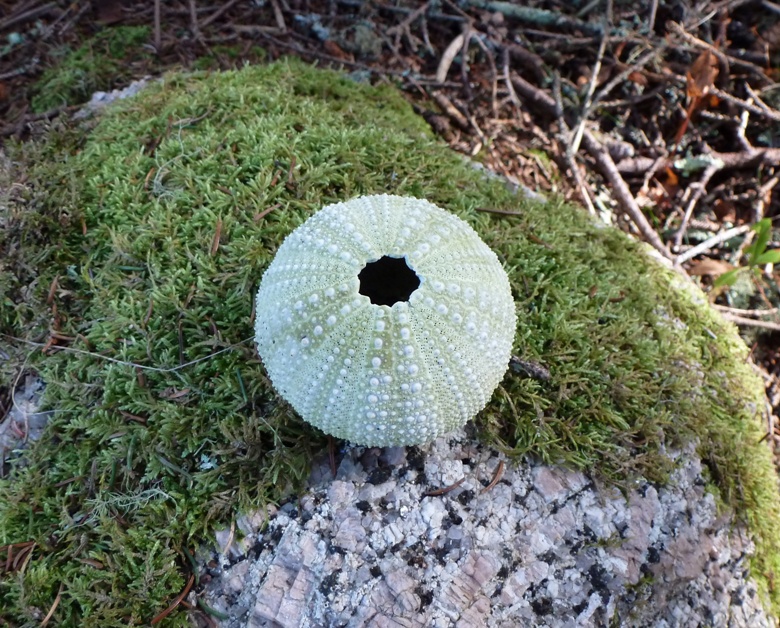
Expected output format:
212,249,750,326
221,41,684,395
358,255,420,306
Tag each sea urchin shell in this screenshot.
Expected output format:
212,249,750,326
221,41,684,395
254,194,517,446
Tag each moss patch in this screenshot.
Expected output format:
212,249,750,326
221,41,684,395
30,26,152,112
1,58,779,624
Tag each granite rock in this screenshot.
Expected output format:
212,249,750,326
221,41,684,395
201,428,772,627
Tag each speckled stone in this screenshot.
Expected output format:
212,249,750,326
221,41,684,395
201,428,773,627
0,376,50,475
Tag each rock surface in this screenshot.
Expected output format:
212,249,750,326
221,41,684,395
201,428,772,627
0,375,50,477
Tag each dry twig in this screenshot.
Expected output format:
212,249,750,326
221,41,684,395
40,583,64,627
387,1,431,39
436,31,467,83
270,0,287,32
712,304,779,318
719,313,780,332
675,224,752,265
669,22,771,83
0,2,59,31
581,130,671,258
153,0,161,52
616,148,780,175
187,0,202,43
201,0,242,29
552,73,597,215
712,87,780,124
673,161,720,249
509,72,670,258
570,32,608,155
430,90,470,129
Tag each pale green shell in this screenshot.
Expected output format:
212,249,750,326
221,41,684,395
254,194,517,446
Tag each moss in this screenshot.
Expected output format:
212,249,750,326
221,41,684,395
1,57,779,624
30,26,152,112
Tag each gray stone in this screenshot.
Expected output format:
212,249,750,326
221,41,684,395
201,429,773,627
0,375,51,477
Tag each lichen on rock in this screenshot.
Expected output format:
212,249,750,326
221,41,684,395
254,194,516,446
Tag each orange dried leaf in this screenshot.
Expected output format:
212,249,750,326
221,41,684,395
663,167,679,188
686,49,718,100
323,40,353,61
688,258,734,277
160,388,191,400
713,199,736,223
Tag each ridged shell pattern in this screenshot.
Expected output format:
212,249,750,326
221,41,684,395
255,195,517,446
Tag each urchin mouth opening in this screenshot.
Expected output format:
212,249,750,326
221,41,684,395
358,255,421,306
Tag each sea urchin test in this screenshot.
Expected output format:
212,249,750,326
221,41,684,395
254,194,517,447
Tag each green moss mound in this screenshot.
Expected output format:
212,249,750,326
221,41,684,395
1,59,778,624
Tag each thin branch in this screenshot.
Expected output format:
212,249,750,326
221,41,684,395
616,147,780,174
188,0,203,44
735,98,753,153
669,22,771,83
387,1,431,37
755,175,780,222
675,224,752,265
1,334,253,374
200,0,241,28
464,0,604,36
436,31,467,83
270,0,287,31
762,0,780,15
154,0,161,52
430,90,470,129
581,130,671,258
591,43,670,108
648,0,659,32
570,32,608,155
711,87,780,124
471,34,499,116
509,72,670,258
712,304,779,318
553,72,597,215
673,161,720,249
719,313,780,331
0,2,59,31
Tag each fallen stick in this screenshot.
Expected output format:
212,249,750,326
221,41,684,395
673,161,720,248
719,313,780,332
674,224,752,265
510,72,672,260
580,131,671,259
711,87,780,124
712,304,779,318
615,148,780,175
465,0,605,35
